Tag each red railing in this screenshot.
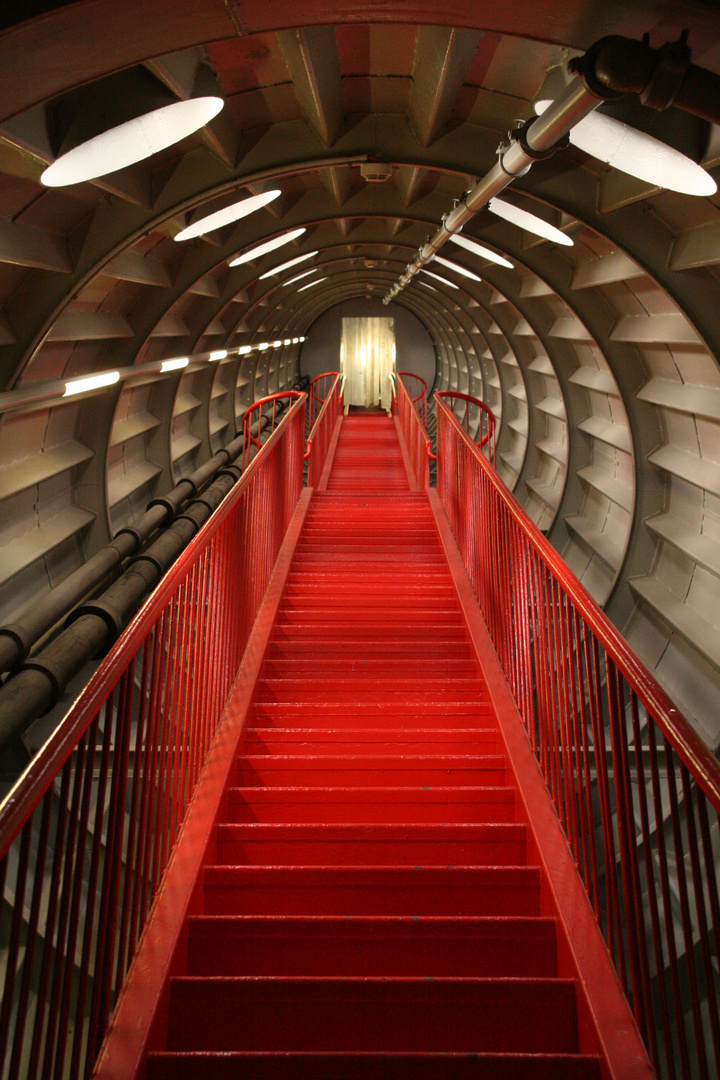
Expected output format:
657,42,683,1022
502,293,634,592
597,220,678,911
435,395,720,1080
308,371,339,431
435,390,496,465
242,390,304,467
0,396,307,1080
397,370,428,429
395,371,432,489
306,372,343,488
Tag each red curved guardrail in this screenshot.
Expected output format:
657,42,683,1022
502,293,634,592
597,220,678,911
308,371,339,431
306,372,343,488
435,392,720,1080
434,390,495,465
394,371,432,489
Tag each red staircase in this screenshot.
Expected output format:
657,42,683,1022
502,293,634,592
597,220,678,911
143,414,605,1078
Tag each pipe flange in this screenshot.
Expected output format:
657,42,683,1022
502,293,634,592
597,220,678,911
65,599,124,649
511,118,570,160
0,625,32,668
568,38,626,100
217,465,242,481
18,658,64,713
640,34,691,110
113,523,144,546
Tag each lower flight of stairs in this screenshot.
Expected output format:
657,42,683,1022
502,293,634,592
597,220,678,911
144,416,602,1078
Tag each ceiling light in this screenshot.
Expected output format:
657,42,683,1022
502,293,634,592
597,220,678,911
292,337,299,344
229,228,306,268
259,251,318,279
174,190,281,242
419,281,437,291
63,370,120,396
273,340,282,347
209,350,227,361
237,345,252,355
284,269,317,287
449,233,514,269
420,269,459,289
298,277,327,291
488,197,573,246
535,100,716,196
257,342,270,350
160,357,189,372
434,255,483,282
284,339,292,346
42,98,224,187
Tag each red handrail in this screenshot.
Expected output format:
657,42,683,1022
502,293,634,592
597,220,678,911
242,390,305,467
395,370,433,489
397,370,428,429
435,394,720,1080
435,390,496,465
306,372,343,487
0,396,307,1080
308,371,339,431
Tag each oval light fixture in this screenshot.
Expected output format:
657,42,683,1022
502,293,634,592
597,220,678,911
535,100,717,196
284,269,317,287
209,350,227,361
160,357,189,373
434,255,483,282
259,251,318,279
42,97,224,187
487,197,573,246
298,277,327,291
229,228,306,268
420,269,459,288
175,190,281,242
449,233,514,269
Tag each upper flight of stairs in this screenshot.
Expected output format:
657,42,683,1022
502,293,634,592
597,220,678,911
143,414,604,1079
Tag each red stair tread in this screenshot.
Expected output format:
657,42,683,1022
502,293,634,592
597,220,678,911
145,1052,602,1080
165,976,580,1053
186,915,558,977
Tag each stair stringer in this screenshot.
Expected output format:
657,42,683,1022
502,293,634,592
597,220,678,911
427,487,654,1080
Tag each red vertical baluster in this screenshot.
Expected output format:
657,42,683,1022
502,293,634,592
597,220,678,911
0,819,33,1076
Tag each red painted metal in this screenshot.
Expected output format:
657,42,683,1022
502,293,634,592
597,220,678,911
308,371,340,430
95,413,640,1079
242,390,305,467
435,390,496,465
394,371,432,488
435,393,720,1080
305,372,343,487
0,396,307,1080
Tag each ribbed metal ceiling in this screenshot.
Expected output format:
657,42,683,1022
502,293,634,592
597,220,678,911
1,2,720,749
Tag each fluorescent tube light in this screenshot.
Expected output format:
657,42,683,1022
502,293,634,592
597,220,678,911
434,255,483,282
209,350,227,361
449,233,514,269
237,345,252,355
175,190,281,241
160,357,189,372
488,197,573,246
42,98,224,187
229,229,306,268
418,281,437,291
535,100,716,196
256,342,270,350
420,269,459,288
259,251,318,278
63,371,120,396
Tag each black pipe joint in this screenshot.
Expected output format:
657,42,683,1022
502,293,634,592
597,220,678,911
569,33,691,110
217,465,242,482
147,478,197,524
0,625,33,669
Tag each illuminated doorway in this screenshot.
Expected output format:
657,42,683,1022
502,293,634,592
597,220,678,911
340,317,395,410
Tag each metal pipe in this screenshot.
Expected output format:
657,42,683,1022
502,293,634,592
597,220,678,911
0,470,237,748
0,429,248,675
383,76,601,300
384,32,719,303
